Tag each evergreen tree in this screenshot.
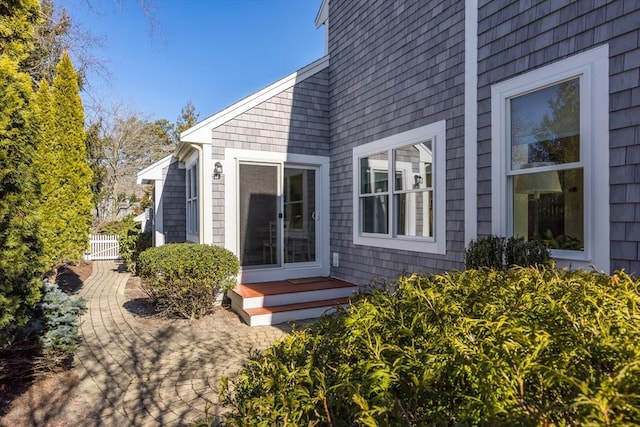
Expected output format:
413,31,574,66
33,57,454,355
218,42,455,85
174,100,199,142
0,57,45,348
37,52,93,268
0,0,40,63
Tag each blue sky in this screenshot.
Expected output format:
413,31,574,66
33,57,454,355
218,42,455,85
64,0,326,123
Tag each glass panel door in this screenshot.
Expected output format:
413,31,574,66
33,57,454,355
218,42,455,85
283,167,316,264
238,163,280,267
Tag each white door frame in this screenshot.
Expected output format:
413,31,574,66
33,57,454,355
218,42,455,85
224,148,330,283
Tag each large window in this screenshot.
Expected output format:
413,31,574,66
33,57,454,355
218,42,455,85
491,46,609,271
186,161,198,237
353,121,446,254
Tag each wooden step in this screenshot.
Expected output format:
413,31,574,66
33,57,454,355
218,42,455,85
234,277,355,298
239,297,352,327
231,277,358,310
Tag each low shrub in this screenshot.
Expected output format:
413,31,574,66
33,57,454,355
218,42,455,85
120,230,151,273
1,281,87,379
137,243,239,319
219,266,640,426
465,234,551,269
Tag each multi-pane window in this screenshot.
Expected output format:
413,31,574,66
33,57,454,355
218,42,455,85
509,79,584,250
186,161,198,236
352,121,446,254
491,46,609,271
358,143,434,238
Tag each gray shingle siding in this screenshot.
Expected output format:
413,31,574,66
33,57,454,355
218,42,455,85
210,69,330,245
477,0,640,274
327,0,467,285
162,160,186,243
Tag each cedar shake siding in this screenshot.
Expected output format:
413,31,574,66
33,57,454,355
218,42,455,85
476,0,640,273
210,69,330,246
162,160,186,243
327,0,467,284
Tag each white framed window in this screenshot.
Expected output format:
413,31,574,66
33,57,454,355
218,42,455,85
186,160,199,237
491,45,609,272
352,120,446,254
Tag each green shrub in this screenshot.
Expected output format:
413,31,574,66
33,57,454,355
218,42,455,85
120,231,151,273
37,281,87,356
2,280,87,379
219,267,640,426
137,243,239,319
465,234,551,269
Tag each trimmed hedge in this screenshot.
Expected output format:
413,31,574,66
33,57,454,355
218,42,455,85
137,244,239,319
218,266,640,426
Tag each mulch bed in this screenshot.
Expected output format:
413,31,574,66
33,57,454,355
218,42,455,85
0,262,94,427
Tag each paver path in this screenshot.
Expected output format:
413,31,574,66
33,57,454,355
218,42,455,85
75,261,290,426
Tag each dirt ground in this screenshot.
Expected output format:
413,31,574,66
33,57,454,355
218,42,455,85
0,262,94,427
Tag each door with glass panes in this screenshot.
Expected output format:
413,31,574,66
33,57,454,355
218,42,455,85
238,162,317,268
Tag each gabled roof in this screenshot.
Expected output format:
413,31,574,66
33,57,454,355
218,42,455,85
137,154,176,184
179,55,330,145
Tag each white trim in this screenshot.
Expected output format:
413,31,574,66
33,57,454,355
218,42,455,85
491,45,609,272
352,121,447,254
224,149,330,283
315,0,328,27
137,154,174,184
180,56,330,145
154,179,165,246
201,145,214,244
464,0,478,246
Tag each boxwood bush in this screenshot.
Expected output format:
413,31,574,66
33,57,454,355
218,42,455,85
218,266,640,426
137,243,239,319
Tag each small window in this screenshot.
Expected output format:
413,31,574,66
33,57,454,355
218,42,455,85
353,121,446,254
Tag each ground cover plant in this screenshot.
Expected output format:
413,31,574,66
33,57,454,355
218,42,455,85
137,243,239,319
218,266,640,426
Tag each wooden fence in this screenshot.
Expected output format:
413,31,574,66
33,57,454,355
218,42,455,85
86,234,120,260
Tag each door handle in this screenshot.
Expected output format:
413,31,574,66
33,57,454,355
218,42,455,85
311,211,317,220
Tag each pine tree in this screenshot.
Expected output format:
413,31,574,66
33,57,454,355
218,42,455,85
0,57,45,347
37,52,93,269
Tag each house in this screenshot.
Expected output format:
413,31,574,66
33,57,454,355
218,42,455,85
139,0,640,325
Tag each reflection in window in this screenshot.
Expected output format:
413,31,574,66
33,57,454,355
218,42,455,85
358,141,433,238
509,79,583,250
510,79,580,169
186,161,198,236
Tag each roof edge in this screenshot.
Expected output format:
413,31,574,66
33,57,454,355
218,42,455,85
180,55,330,143
315,0,328,28
137,154,176,184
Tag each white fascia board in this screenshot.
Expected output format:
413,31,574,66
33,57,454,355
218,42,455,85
137,154,175,184
315,0,328,28
180,55,330,144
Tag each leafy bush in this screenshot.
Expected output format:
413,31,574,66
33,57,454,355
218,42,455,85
120,231,151,273
465,234,551,269
137,244,239,319
219,267,640,426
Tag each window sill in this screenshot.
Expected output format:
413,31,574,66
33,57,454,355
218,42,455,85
354,235,445,255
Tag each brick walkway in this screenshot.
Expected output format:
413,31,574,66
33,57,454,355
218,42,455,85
75,261,291,426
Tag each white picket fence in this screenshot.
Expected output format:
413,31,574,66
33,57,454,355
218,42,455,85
86,234,120,260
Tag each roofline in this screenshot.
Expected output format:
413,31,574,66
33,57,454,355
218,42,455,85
315,0,328,28
136,154,175,184
180,55,330,144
